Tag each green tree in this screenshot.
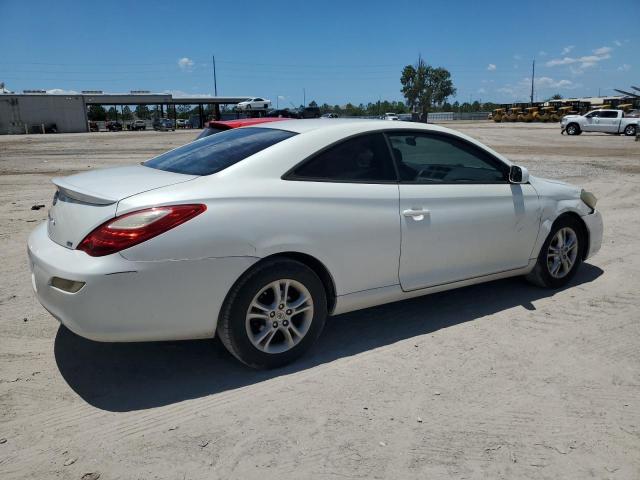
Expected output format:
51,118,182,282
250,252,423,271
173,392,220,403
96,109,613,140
550,93,563,100
87,105,106,121
308,100,318,107
122,106,133,121
135,104,151,119
401,56,456,116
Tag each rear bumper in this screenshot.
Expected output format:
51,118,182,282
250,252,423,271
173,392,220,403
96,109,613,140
27,222,257,342
582,209,603,259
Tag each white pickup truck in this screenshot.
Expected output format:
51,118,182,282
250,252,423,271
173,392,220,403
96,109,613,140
561,109,638,136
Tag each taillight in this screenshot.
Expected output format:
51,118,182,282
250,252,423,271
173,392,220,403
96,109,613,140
77,204,206,257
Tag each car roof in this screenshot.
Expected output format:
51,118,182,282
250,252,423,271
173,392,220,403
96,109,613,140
247,118,513,166
206,117,293,129
249,118,449,134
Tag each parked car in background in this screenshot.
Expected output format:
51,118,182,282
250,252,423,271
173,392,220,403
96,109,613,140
195,117,293,140
561,109,638,136
266,109,297,118
105,121,123,132
176,119,192,129
88,121,99,132
28,119,602,368
153,118,175,131
321,113,339,118
383,113,399,121
297,106,321,118
129,120,146,131
236,97,272,110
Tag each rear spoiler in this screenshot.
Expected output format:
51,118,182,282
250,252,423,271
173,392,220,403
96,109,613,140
52,177,118,205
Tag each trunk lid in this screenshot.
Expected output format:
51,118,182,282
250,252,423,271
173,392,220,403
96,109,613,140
48,165,196,249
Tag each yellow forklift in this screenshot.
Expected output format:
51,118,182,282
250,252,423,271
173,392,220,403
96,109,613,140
552,106,573,122
538,106,556,122
522,107,540,122
504,106,523,122
492,108,507,122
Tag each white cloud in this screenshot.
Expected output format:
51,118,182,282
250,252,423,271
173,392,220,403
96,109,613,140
177,57,194,71
538,51,547,57
592,46,612,55
561,45,574,55
545,47,611,69
535,77,574,89
487,63,496,71
513,54,522,61
617,64,631,72
497,76,577,100
614,40,622,47
477,87,486,94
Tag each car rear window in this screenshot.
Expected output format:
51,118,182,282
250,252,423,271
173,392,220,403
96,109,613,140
145,127,296,175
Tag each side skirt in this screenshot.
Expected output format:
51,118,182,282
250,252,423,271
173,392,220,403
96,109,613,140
332,259,537,316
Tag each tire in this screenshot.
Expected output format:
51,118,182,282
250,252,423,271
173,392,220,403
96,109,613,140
624,124,637,136
217,258,328,369
566,123,580,135
526,215,585,289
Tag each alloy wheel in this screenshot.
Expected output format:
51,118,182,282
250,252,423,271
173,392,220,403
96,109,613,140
245,279,314,354
546,227,579,279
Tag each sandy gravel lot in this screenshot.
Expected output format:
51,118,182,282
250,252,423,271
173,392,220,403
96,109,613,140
1,123,639,479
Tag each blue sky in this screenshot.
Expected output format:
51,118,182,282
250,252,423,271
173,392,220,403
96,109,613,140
1,0,638,105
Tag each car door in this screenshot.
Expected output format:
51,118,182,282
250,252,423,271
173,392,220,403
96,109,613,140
583,111,601,132
597,110,620,133
387,131,540,291
283,132,401,295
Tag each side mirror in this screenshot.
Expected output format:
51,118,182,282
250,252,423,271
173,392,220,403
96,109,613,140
509,165,529,184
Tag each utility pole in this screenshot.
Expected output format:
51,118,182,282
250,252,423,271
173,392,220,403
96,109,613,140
212,55,218,96
303,88,306,107
530,58,535,105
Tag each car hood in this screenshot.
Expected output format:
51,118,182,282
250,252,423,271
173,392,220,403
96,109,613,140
529,175,581,199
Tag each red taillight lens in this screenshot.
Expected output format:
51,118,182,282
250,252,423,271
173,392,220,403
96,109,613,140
77,204,206,257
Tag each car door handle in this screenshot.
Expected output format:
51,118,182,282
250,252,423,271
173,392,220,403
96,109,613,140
403,208,430,218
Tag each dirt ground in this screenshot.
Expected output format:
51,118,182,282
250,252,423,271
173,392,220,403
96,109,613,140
1,123,639,479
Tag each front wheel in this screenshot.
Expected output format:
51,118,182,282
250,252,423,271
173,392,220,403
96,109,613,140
526,216,584,288
217,258,327,368
624,124,637,136
566,123,581,135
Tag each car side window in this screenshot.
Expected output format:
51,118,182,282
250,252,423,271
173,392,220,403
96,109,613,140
289,133,397,182
255,98,263,102
600,111,617,118
386,132,508,184
586,111,600,118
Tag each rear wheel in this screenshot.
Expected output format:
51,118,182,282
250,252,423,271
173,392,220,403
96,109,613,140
624,124,637,136
526,216,584,288
217,258,327,369
566,123,581,135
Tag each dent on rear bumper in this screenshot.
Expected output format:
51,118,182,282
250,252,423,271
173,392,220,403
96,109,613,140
28,222,258,342
582,209,603,259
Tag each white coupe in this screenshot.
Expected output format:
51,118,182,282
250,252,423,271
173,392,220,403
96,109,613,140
28,120,603,368
236,97,272,111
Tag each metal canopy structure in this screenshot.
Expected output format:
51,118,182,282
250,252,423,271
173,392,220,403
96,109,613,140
81,93,255,128
82,94,251,105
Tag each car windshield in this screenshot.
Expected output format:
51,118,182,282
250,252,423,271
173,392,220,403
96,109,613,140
145,127,296,175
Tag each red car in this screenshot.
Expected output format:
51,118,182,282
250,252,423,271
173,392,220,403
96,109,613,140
195,117,293,140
